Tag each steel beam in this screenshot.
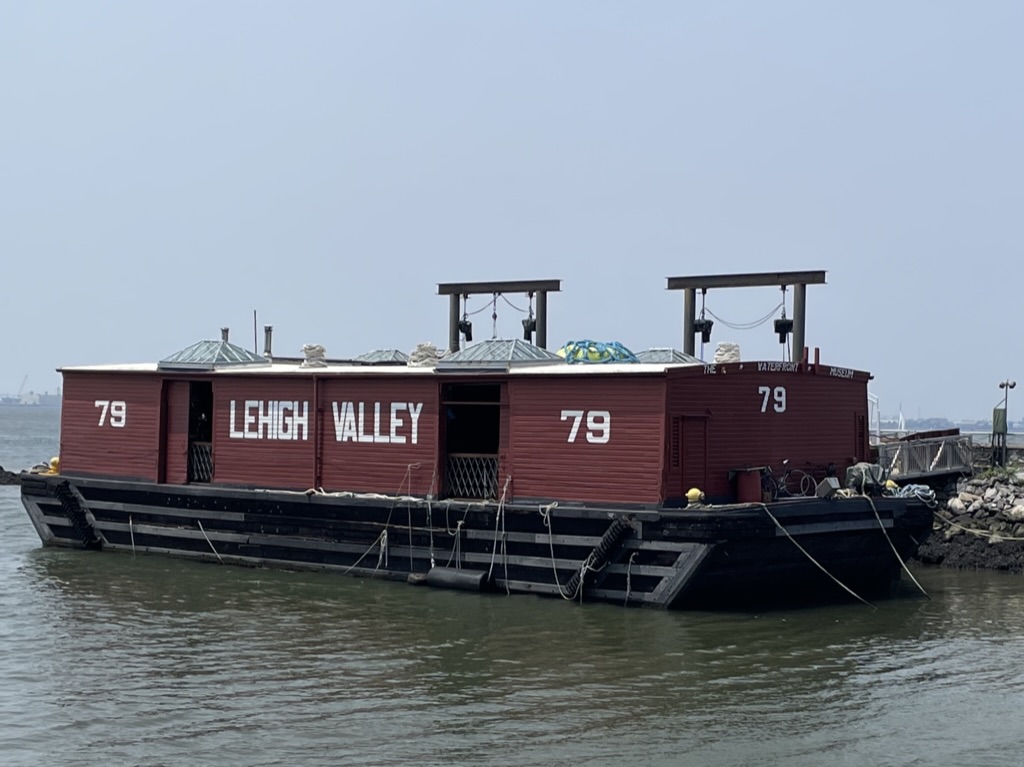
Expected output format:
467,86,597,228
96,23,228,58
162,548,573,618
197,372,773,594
666,271,826,291
438,279,561,296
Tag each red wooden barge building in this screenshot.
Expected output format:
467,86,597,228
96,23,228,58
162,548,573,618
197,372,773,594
20,273,932,608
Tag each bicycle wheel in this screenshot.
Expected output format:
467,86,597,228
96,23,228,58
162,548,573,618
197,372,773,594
785,469,815,497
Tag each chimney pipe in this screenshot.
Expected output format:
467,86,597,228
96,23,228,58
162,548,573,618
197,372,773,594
221,327,229,342
263,325,273,358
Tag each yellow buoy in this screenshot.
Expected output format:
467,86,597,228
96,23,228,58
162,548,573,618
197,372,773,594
686,487,705,504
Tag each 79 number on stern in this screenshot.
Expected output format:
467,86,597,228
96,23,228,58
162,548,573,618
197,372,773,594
95,400,127,428
757,386,787,414
560,409,611,443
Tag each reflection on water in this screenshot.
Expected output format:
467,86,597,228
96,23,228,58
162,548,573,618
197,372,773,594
4,480,1024,766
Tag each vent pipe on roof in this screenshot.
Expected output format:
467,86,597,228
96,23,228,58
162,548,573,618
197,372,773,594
263,325,273,358
221,327,229,342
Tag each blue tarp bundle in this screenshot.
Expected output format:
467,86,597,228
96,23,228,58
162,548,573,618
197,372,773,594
557,340,639,364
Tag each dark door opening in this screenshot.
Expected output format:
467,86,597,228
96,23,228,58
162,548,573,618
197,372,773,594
188,381,213,482
442,382,500,498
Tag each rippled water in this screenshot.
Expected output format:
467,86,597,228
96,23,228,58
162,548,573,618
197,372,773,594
2,408,1024,766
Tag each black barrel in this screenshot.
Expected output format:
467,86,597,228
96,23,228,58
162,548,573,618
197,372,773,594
425,567,492,592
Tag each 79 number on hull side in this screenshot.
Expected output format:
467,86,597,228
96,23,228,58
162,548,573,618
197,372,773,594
95,400,127,427
560,409,611,443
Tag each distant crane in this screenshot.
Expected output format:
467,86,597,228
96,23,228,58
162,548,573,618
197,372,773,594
16,375,27,398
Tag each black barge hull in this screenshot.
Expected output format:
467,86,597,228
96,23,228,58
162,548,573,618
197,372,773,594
20,474,934,610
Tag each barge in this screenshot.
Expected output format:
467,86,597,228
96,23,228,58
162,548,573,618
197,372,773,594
20,272,933,609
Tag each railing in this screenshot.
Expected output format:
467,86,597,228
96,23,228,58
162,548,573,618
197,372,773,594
189,442,213,483
876,434,973,480
445,453,498,499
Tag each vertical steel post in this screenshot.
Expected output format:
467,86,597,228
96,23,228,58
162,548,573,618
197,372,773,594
793,282,807,363
449,294,461,353
536,291,549,349
1004,386,1011,467
683,288,696,356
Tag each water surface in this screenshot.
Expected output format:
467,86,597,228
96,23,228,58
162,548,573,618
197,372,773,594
1,408,1022,766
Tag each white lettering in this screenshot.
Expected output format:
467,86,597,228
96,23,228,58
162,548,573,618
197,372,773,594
227,399,311,440
258,400,275,439
561,410,584,442
586,411,611,443
293,401,308,440
562,409,612,443
390,403,407,444
757,362,798,373
372,402,389,443
408,402,423,445
704,364,717,375
829,366,855,379
244,400,259,439
356,402,373,443
758,386,787,413
229,399,417,443
332,402,346,441
229,400,244,438
94,400,127,428
279,401,292,440
341,402,358,442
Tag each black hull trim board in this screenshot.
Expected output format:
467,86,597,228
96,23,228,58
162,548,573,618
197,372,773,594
20,474,933,610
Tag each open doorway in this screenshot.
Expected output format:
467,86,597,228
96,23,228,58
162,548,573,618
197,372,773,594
442,382,500,498
188,381,213,482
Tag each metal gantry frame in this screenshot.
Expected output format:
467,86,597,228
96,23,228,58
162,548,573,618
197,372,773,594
665,270,827,359
437,279,561,353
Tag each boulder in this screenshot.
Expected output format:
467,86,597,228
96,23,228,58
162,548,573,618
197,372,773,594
948,497,966,513
1005,505,1024,522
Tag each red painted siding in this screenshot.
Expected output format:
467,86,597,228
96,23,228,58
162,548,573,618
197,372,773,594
508,374,667,504
59,372,163,481
319,376,438,495
212,377,316,490
665,364,870,500
163,380,190,484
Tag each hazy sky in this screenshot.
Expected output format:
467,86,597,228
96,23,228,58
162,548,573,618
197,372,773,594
1,2,1020,420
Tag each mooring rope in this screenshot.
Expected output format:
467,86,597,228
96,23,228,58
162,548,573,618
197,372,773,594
196,520,224,564
539,502,578,600
129,514,136,558
487,477,512,593
376,529,389,572
446,519,464,569
340,530,388,576
427,497,436,569
427,465,438,569
624,551,636,606
760,504,873,608
932,513,1024,541
865,495,930,599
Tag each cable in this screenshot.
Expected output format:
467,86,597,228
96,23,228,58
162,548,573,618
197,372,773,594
705,301,784,330
500,294,528,313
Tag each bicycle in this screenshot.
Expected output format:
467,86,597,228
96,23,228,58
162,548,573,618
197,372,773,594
761,460,817,500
